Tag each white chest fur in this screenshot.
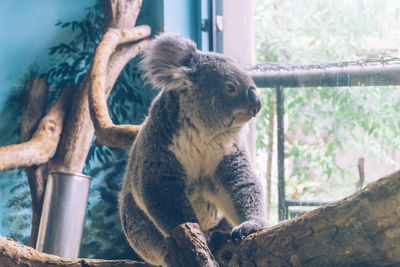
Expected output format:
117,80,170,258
169,120,237,181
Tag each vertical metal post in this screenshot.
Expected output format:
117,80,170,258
276,86,287,221
36,172,91,258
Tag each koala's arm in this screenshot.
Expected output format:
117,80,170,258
139,153,199,236
215,148,269,239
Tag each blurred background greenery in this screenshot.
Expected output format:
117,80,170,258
254,0,400,224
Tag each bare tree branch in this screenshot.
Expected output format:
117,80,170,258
0,85,73,172
89,22,151,148
167,223,219,267
214,169,400,266
20,78,49,141
0,235,154,267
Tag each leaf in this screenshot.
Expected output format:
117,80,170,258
326,142,335,154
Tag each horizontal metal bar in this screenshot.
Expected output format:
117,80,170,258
251,64,400,88
285,199,330,207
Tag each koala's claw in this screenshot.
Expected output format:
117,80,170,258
231,221,265,244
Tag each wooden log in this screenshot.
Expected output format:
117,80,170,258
167,223,219,267
214,169,400,266
0,236,154,267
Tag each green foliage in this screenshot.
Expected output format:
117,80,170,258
44,2,103,91
1,169,31,245
255,0,400,222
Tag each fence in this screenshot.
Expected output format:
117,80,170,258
249,57,400,221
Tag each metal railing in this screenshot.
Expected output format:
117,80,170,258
249,57,400,221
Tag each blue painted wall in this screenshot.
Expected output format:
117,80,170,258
0,0,96,108
164,0,202,47
0,0,202,109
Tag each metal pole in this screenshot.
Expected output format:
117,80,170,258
36,172,91,258
276,86,287,221
251,63,400,88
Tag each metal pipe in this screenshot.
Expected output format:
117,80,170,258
36,171,91,258
276,86,287,221
251,64,400,88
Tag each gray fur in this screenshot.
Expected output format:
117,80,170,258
119,33,268,266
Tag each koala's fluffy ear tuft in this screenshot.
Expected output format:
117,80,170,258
141,33,197,90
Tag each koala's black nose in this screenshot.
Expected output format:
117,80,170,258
248,88,261,116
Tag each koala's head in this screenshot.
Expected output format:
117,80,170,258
141,34,261,131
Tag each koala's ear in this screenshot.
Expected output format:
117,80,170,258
141,33,197,90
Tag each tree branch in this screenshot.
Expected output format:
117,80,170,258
89,24,151,148
0,85,73,172
0,235,154,267
20,78,49,141
213,169,400,266
167,223,219,267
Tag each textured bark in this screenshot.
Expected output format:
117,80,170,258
20,78,50,247
213,169,400,266
49,72,96,173
20,78,49,141
0,85,73,171
167,223,219,267
0,236,154,267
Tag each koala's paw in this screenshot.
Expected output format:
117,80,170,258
231,220,266,243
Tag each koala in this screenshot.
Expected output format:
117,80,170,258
119,33,268,266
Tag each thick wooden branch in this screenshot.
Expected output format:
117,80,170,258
167,223,219,267
0,235,154,267
20,77,50,247
102,0,142,29
20,78,49,141
213,169,400,266
0,86,73,172
89,25,151,148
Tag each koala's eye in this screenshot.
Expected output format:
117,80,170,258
225,83,238,96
